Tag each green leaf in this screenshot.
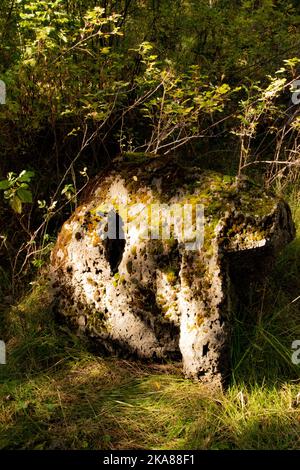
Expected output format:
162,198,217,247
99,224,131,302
10,196,22,214
0,180,10,190
61,184,75,195
17,188,33,203
18,170,35,182
223,175,232,184
100,47,111,54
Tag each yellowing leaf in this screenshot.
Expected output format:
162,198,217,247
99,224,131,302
10,196,22,214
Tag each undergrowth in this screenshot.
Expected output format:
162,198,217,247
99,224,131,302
0,191,299,450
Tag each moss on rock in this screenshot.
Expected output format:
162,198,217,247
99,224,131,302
51,155,295,385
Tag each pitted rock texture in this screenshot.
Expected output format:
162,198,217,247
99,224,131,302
50,155,295,385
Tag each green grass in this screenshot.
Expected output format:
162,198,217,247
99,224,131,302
0,191,299,450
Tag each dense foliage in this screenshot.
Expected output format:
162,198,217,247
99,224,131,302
0,0,300,286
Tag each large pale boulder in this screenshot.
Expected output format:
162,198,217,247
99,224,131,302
50,155,295,385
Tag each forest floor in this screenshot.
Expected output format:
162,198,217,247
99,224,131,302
0,190,299,450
